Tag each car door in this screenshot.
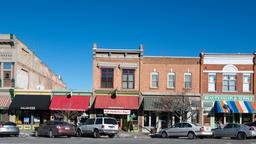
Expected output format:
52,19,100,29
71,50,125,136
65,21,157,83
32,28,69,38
181,123,193,137
222,124,233,137
167,123,182,137
82,119,92,134
87,118,96,134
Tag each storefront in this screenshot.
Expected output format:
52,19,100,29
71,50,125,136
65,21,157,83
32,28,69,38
142,95,200,133
9,94,51,130
202,94,256,128
49,93,91,123
93,95,139,131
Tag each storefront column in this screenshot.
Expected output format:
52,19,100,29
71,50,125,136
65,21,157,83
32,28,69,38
149,112,152,127
224,114,226,124
156,113,160,132
31,115,34,125
239,114,242,124
187,112,191,123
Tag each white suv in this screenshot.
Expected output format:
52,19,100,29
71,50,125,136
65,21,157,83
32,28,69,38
76,117,118,138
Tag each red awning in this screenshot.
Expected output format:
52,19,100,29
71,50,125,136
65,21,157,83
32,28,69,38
94,95,139,110
0,95,11,109
49,95,90,111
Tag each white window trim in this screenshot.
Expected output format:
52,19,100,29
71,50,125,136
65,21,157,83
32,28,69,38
208,73,216,92
150,72,158,88
184,72,192,89
167,72,175,89
222,74,237,92
243,73,251,92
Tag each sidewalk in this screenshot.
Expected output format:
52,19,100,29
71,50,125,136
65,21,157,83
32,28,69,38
116,131,150,138
19,129,34,137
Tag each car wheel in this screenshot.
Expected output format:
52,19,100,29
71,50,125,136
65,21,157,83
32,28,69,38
237,132,246,140
213,133,221,139
76,129,82,137
108,134,115,138
48,130,54,138
93,129,100,138
34,130,38,137
161,131,168,138
188,132,196,139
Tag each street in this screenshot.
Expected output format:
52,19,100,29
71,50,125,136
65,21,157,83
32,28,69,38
1,136,256,144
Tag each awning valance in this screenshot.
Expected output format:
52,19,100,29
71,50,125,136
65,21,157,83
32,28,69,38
94,95,139,110
9,95,50,110
214,101,256,113
49,95,90,111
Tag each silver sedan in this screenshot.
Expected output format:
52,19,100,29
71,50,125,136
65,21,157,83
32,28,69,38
0,121,19,136
213,123,256,140
160,122,212,139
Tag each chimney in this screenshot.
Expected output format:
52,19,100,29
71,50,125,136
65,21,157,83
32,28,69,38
139,44,144,57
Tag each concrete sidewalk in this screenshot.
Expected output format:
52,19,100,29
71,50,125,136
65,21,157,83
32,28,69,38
116,131,150,138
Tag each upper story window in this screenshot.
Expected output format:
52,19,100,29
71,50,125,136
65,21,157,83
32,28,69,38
167,72,175,88
3,63,12,70
223,74,236,92
243,74,251,92
208,73,216,92
101,68,114,88
184,73,192,89
150,72,158,88
122,69,135,89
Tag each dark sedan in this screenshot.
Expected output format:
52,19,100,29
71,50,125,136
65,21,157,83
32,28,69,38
0,121,19,136
34,120,76,138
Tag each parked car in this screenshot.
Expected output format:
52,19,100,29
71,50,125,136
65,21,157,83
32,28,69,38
34,120,76,138
213,123,256,140
76,117,118,138
0,121,19,136
159,122,212,139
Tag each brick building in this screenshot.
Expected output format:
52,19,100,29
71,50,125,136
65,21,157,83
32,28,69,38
200,53,256,128
140,56,201,132
92,44,143,131
0,34,66,124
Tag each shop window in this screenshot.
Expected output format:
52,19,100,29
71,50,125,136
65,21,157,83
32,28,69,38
101,68,114,88
184,73,192,89
208,73,216,92
167,72,175,88
243,74,251,92
204,115,210,126
223,75,236,92
150,72,158,88
122,69,135,89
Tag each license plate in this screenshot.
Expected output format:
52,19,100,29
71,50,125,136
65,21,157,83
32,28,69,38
65,127,70,130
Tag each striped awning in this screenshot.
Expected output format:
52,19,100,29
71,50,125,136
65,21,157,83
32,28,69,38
215,101,256,113
0,95,12,109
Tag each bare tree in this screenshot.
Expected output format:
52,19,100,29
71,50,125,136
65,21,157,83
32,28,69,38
53,110,82,123
153,95,200,122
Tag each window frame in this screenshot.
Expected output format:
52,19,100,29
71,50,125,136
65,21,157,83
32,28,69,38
167,72,175,89
243,74,251,92
150,72,159,88
184,72,192,89
100,68,114,88
208,73,216,92
122,69,135,89
222,74,237,92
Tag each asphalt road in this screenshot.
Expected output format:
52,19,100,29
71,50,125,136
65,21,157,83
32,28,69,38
1,136,256,144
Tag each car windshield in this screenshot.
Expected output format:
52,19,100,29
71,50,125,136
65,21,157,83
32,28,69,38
3,122,16,126
104,118,117,125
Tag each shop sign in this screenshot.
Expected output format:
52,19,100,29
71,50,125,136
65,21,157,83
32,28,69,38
203,95,254,102
20,106,36,110
104,109,131,115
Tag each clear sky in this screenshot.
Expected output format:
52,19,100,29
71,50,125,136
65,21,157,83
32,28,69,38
0,0,255,90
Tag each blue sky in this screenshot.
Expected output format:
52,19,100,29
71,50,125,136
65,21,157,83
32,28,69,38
0,0,255,90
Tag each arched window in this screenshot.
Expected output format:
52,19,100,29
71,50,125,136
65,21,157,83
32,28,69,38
222,65,237,92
